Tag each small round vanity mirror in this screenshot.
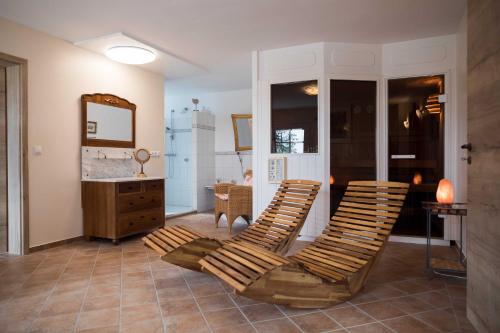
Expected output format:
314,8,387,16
134,148,151,178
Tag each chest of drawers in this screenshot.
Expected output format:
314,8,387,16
82,179,165,244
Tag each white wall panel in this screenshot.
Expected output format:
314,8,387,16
254,35,463,242
383,35,456,77
325,42,382,75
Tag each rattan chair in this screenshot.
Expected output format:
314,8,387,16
214,183,252,233
143,179,321,271
199,181,409,308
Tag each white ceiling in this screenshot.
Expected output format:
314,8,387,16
0,0,466,94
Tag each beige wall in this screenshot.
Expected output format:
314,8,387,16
0,17,165,248
467,0,500,332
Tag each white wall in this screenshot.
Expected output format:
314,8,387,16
456,11,468,251
166,89,252,151
254,36,465,240
165,89,252,184
0,17,165,248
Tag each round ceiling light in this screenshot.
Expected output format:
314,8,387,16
105,46,156,65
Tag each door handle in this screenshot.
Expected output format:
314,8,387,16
461,143,472,164
461,143,472,151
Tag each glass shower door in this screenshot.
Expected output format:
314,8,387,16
165,108,194,216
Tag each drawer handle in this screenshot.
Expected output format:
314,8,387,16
152,218,157,221
140,196,144,200
129,203,134,206
129,222,134,226
140,216,145,218
128,186,133,190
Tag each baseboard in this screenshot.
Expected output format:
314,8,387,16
29,236,84,253
389,235,450,246
165,210,197,220
297,235,315,242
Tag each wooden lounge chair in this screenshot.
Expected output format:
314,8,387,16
143,179,321,271
199,180,409,308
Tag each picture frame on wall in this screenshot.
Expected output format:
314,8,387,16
268,156,287,183
87,121,97,134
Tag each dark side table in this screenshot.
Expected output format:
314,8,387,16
422,202,467,279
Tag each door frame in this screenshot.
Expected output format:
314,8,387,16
0,52,29,255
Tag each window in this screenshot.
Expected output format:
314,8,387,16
274,128,305,153
271,80,318,153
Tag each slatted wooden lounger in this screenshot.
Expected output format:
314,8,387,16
199,180,409,308
143,179,321,271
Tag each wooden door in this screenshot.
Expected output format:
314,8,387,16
466,0,500,331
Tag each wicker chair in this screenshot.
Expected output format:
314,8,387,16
214,183,252,233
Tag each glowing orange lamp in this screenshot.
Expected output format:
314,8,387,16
436,178,454,204
413,172,422,185
329,175,335,185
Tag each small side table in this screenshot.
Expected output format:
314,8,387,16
422,202,467,279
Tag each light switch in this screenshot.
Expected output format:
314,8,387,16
150,151,161,157
33,145,43,155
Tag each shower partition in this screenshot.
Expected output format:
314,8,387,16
165,108,194,216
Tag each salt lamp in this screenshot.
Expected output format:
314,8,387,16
413,172,422,185
436,178,454,204
329,175,335,185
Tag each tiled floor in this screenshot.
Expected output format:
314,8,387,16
0,213,476,333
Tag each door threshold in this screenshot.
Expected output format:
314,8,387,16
389,235,450,246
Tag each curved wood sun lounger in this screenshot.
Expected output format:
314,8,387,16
199,180,409,308
143,179,321,271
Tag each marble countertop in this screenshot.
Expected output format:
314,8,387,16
82,176,165,183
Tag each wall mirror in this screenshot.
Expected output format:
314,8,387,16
271,80,318,154
81,93,136,148
231,114,252,151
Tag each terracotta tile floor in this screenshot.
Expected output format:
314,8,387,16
0,213,476,333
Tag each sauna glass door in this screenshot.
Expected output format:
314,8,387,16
330,80,377,216
388,75,445,237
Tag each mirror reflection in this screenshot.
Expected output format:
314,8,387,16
271,80,318,154
86,102,133,141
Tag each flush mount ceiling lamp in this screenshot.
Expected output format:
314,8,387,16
105,46,156,65
303,85,318,96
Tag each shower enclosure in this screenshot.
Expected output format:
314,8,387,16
165,108,194,216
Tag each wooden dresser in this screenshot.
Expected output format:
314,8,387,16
82,178,165,244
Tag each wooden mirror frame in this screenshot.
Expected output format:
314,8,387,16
81,93,136,148
231,114,252,151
